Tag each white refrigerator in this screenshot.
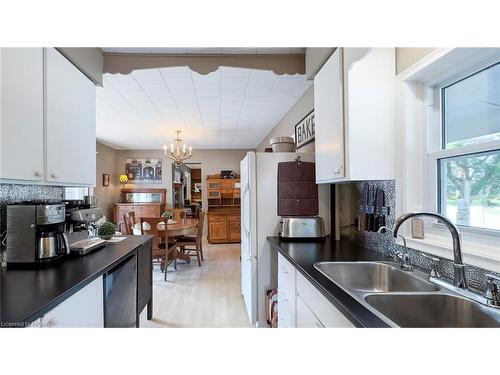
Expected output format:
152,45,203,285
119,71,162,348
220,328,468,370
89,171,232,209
240,151,331,327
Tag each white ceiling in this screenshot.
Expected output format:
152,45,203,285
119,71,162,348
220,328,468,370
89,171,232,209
101,47,305,55
96,66,311,149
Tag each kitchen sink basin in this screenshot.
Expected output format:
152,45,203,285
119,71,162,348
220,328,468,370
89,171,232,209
365,293,500,327
314,262,439,293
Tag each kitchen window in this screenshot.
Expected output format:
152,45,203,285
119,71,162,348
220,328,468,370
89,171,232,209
396,48,500,272
430,62,500,234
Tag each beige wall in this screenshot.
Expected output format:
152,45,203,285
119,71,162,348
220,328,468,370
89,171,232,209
257,86,315,153
395,48,436,74
114,148,251,210
95,142,121,219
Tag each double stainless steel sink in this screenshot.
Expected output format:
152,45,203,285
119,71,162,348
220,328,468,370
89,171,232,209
314,261,500,327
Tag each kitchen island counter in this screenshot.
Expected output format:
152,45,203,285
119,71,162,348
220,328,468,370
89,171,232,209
0,235,153,327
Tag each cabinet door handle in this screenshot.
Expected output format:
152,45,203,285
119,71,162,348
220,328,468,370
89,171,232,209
50,173,58,179
333,166,342,175
34,171,43,177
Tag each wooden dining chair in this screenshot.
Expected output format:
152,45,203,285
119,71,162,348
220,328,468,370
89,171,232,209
176,210,206,266
123,213,132,235
140,217,177,281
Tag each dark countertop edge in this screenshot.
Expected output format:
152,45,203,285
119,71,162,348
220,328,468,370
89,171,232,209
268,237,390,328
13,235,154,325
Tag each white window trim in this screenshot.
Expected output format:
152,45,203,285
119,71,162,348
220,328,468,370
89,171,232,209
395,47,500,273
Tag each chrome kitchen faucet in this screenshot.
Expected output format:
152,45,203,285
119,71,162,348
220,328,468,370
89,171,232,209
393,212,468,290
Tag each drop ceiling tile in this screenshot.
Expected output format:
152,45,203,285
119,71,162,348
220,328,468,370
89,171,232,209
132,69,164,85
272,77,301,92
197,97,220,107
192,70,220,85
170,91,197,102
221,91,245,102
248,70,278,85
176,101,199,113
141,85,171,97
220,67,251,77
165,77,194,91
195,85,220,97
106,75,141,90
160,66,192,77
130,101,157,112
245,84,273,97
221,102,242,114
150,96,176,107
221,77,248,91
267,91,292,102
121,90,149,101
242,97,266,106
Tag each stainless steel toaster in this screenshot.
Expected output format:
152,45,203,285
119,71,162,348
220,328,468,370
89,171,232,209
278,217,326,238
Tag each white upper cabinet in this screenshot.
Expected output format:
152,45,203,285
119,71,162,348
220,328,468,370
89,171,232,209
314,48,395,183
314,48,345,181
45,48,96,186
0,48,96,186
0,48,44,181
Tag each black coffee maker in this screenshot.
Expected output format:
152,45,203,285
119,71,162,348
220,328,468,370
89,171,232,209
6,201,70,267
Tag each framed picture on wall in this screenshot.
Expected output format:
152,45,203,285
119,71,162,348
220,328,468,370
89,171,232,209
124,158,162,184
102,174,110,186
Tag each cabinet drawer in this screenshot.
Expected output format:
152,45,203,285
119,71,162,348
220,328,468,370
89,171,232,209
208,190,221,198
228,228,240,240
296,271,354,328
207,181,221,189
220,180,233,189
220,189,233,195
228,218,240,228
208,215,226,223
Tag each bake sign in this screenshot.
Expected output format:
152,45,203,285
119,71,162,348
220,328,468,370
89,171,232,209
294,110,315,149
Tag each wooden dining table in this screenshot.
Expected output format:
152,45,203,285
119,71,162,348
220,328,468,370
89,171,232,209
134,218,199,263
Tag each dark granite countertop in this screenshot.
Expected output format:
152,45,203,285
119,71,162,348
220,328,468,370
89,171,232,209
0,235,153,326
267,236,392,327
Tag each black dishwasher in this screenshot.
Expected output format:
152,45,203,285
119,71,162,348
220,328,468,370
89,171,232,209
104,254,137,327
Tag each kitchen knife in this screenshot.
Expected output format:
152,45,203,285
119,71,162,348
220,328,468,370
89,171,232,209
367,185,374,231
361,183,370,231
375,187,384,232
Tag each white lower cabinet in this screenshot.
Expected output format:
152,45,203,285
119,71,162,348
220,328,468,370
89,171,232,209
36,276,104,328
278,253,296,328
278,253,355,328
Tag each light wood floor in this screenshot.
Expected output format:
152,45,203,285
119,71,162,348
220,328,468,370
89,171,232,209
139,237,252,328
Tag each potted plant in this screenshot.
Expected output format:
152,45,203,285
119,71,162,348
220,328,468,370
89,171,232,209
98,222,116,240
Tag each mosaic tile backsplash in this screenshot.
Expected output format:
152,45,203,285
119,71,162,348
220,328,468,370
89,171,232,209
0,184,63,255
338,180,500,292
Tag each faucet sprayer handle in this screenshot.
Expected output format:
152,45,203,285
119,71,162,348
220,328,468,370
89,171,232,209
421,253,441,279
484,274,500,308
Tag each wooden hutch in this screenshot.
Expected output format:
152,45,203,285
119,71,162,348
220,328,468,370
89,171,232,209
206,174,241,244
114,188,166,232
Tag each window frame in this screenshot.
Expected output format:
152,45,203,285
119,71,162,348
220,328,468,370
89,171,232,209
395,48,500,273
426,63,500,238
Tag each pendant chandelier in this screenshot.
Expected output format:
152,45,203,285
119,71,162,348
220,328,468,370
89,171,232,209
163,130,192,166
